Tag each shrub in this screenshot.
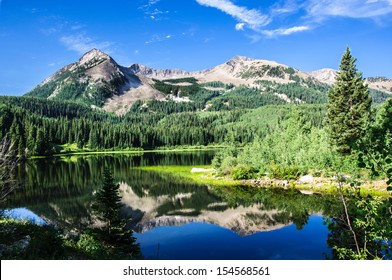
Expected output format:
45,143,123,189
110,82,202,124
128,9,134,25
231,164,257,180
77,232,106,259
267,162,305,180
220,156,238,175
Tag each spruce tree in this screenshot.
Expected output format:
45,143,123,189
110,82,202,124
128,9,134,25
325,47,372,154
92,169,121,234
90,169,141,258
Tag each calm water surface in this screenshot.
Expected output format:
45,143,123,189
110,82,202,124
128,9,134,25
5,151,336,259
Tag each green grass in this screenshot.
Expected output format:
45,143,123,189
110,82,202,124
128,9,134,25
136,165,391,197
136,165,242,187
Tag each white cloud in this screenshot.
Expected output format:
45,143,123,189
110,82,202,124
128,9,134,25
140,0,169,21
71,24,83,31
140,0,160,9
145,34,173,44
195,0,392,39
40,27,61,36
305,0,392,19
195,0,271,30
60,34,113,54
235,23,245,31
269,0,300,16
263,25,311,37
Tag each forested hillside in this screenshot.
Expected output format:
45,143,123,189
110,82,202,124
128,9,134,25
0,95,328,156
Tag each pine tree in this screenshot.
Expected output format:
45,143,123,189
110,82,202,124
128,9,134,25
325,47,372,154
92,169,121,234
90,169,141,258
26,126,37,155
35,128,48,156
88,129,98,149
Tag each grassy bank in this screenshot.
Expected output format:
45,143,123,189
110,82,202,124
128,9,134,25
137,165,242,187
136,165,390,197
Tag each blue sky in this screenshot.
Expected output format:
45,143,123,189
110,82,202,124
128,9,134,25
1,0,392,95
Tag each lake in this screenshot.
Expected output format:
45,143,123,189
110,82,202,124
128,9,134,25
4,151,337,259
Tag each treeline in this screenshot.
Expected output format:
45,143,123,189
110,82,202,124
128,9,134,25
0,96,329,156
0,97,237,155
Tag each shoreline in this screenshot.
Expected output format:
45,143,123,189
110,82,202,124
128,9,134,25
136,165,391,197
28,145,224,159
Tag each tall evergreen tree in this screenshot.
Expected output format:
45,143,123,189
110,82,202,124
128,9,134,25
35,128,48,156
90,168,141,259
92,169,121,234
325,47,372,154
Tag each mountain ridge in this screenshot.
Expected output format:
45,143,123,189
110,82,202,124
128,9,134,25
26,49,392,114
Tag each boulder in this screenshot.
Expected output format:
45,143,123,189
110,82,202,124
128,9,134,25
297,175,314,184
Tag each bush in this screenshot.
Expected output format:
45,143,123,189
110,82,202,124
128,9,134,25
77,232,106,259
267,162,305,180
220,156,238,175
231,164,257,180
0,219,65,259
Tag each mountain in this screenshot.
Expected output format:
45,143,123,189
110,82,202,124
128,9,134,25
129,63,192,78
195,55,319,86
307,68,337,85
26,49,128,106
26,49,391,114
26,49,164,114
366,77,392,94
131,55,319,86
308,68,392,94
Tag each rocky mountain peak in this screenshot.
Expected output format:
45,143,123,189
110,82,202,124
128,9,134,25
68,49,124,83
78,48,111,65
229,55,255,63
307,68,337,85
224,55,255,68
129,64,154,75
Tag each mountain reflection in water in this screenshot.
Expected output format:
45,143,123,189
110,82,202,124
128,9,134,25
4,152,337,259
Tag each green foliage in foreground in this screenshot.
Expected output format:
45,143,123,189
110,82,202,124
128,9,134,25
327,181,392,260
0,219,65,259
0,218,141,259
